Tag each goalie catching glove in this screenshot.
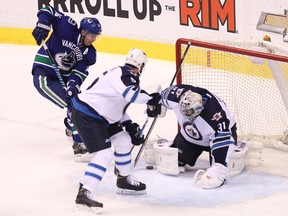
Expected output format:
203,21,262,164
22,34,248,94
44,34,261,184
32,19,51,45
122,120,144,145
146,93,166,118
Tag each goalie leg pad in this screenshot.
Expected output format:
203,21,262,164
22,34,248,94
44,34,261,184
153,140,180,175
248,136,287,153
143,138,168,165
245,141,263,167
194,163,228,189
228,141,248,177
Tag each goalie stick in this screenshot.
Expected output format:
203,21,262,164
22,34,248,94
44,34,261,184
41,40,66,88
134,42,191,167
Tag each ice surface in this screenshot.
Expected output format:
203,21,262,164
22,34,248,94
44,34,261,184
1,44,288,216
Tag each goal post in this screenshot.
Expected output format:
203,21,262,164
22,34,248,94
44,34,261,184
175,38,288,142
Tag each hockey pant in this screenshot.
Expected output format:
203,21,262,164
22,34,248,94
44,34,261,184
71,109,133,191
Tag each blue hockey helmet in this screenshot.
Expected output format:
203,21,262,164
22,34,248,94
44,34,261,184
80,17,102,35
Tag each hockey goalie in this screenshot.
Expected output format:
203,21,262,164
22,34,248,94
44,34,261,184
145,84,263,189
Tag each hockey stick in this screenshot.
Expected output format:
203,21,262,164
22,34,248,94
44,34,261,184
41,40,66,88
130,117,149,152
134,42,191,167
138,117,149,137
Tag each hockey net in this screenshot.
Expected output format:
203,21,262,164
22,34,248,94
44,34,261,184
175,38,288,150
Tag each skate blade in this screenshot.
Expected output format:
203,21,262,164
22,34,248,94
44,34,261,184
116,188,147,195
74,204,103,214
75,153,96,163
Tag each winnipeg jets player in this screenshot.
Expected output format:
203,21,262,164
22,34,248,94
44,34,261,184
71,48,160,209
147,84,237,189
31,5,102,160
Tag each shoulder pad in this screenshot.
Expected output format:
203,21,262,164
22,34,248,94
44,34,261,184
120,66,140,86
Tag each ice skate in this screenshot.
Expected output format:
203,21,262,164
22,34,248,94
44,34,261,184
72,142,95,162
64,117,73,137
72,142,88,155
75,184,103,213
116,175,146,195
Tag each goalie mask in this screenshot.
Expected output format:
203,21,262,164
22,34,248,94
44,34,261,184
179,90,204,121
125,48,148,76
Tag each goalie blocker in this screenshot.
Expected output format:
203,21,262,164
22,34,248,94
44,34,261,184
144,138,262,180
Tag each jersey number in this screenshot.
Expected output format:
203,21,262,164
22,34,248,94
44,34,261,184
86,71,108,90
217,122,227,132
68,18,77,26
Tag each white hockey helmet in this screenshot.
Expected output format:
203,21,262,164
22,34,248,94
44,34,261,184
125,48,148,76
179,90,204,121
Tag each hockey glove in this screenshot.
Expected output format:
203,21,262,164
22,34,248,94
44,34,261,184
66,80,81,99
146,93,162,117
123,120,144,146
32,20,51,45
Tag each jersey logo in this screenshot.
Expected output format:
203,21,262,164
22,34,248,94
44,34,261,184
176,88,184,98
55,51,76,71
54,11,62,18
130,77,136,83
211,112,222,121
183,122,202,141
170,87,184,98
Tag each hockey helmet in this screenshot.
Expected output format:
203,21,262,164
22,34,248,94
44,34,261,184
125,48,148,76
80,17,102,35
179,90,204,121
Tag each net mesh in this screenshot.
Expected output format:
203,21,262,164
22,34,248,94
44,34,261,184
177,38,288,138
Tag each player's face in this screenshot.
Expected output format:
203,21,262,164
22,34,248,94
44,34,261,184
138,63,145,77
183,108,193,117
183,109,197,122
83,33,101,46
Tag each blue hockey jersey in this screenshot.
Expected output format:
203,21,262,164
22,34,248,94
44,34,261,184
32,6,96,86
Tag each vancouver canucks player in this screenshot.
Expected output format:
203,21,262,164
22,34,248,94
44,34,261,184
31,5,102,161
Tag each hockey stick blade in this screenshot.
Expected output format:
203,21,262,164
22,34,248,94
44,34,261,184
134,116,158,167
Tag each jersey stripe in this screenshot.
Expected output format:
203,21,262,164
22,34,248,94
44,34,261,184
122,86,140,103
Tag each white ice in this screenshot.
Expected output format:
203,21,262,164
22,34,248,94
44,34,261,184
1,44,288,216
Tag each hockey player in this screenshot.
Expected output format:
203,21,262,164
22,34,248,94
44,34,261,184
147,84,237,189
70,48,160,209
31,5,102,160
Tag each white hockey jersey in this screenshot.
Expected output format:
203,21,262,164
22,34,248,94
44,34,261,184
161,85,237,148
73,65,152,124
